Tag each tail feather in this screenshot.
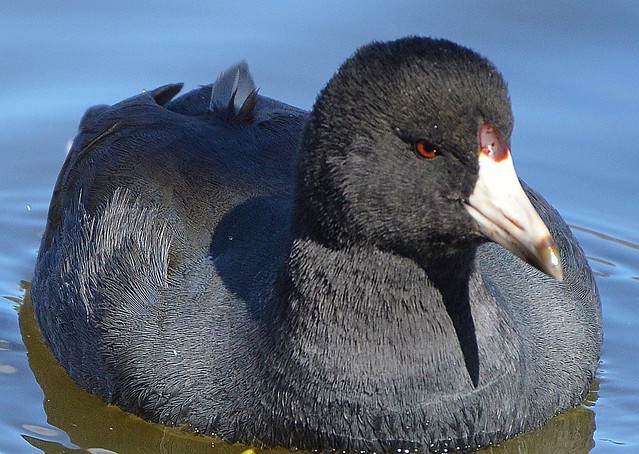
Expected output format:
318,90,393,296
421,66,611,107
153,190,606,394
209,61,258,123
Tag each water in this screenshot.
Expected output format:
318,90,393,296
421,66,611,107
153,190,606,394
1,1,637,452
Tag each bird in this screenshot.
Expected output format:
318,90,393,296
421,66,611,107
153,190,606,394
31,37,602,453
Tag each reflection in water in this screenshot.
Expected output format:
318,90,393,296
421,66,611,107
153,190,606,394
18,284,597,454
18,285,260,454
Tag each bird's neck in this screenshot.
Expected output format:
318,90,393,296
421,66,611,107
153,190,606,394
265,237,489,397
250,237,525,448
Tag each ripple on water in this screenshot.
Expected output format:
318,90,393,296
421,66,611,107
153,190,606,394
22,424,61,438
0,364,18,374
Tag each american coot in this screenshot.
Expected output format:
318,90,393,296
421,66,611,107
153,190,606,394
32,37,602,453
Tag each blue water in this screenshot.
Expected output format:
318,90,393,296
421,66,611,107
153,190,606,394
1,2,638,452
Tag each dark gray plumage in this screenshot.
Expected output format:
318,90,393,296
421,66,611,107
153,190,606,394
31,37,602,453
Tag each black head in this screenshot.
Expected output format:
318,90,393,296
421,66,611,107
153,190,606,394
294,37,514,261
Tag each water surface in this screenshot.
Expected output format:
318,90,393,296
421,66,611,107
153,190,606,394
1,2,638,452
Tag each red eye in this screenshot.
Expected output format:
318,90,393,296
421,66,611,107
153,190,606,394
415,140,440,159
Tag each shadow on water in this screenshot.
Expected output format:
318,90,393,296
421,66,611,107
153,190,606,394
17,280,599,454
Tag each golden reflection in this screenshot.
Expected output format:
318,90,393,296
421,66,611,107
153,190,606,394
19,283,597,454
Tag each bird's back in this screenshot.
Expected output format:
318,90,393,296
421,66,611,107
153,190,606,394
31,67,308,416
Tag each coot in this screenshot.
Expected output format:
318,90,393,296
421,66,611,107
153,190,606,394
32,37,602,453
